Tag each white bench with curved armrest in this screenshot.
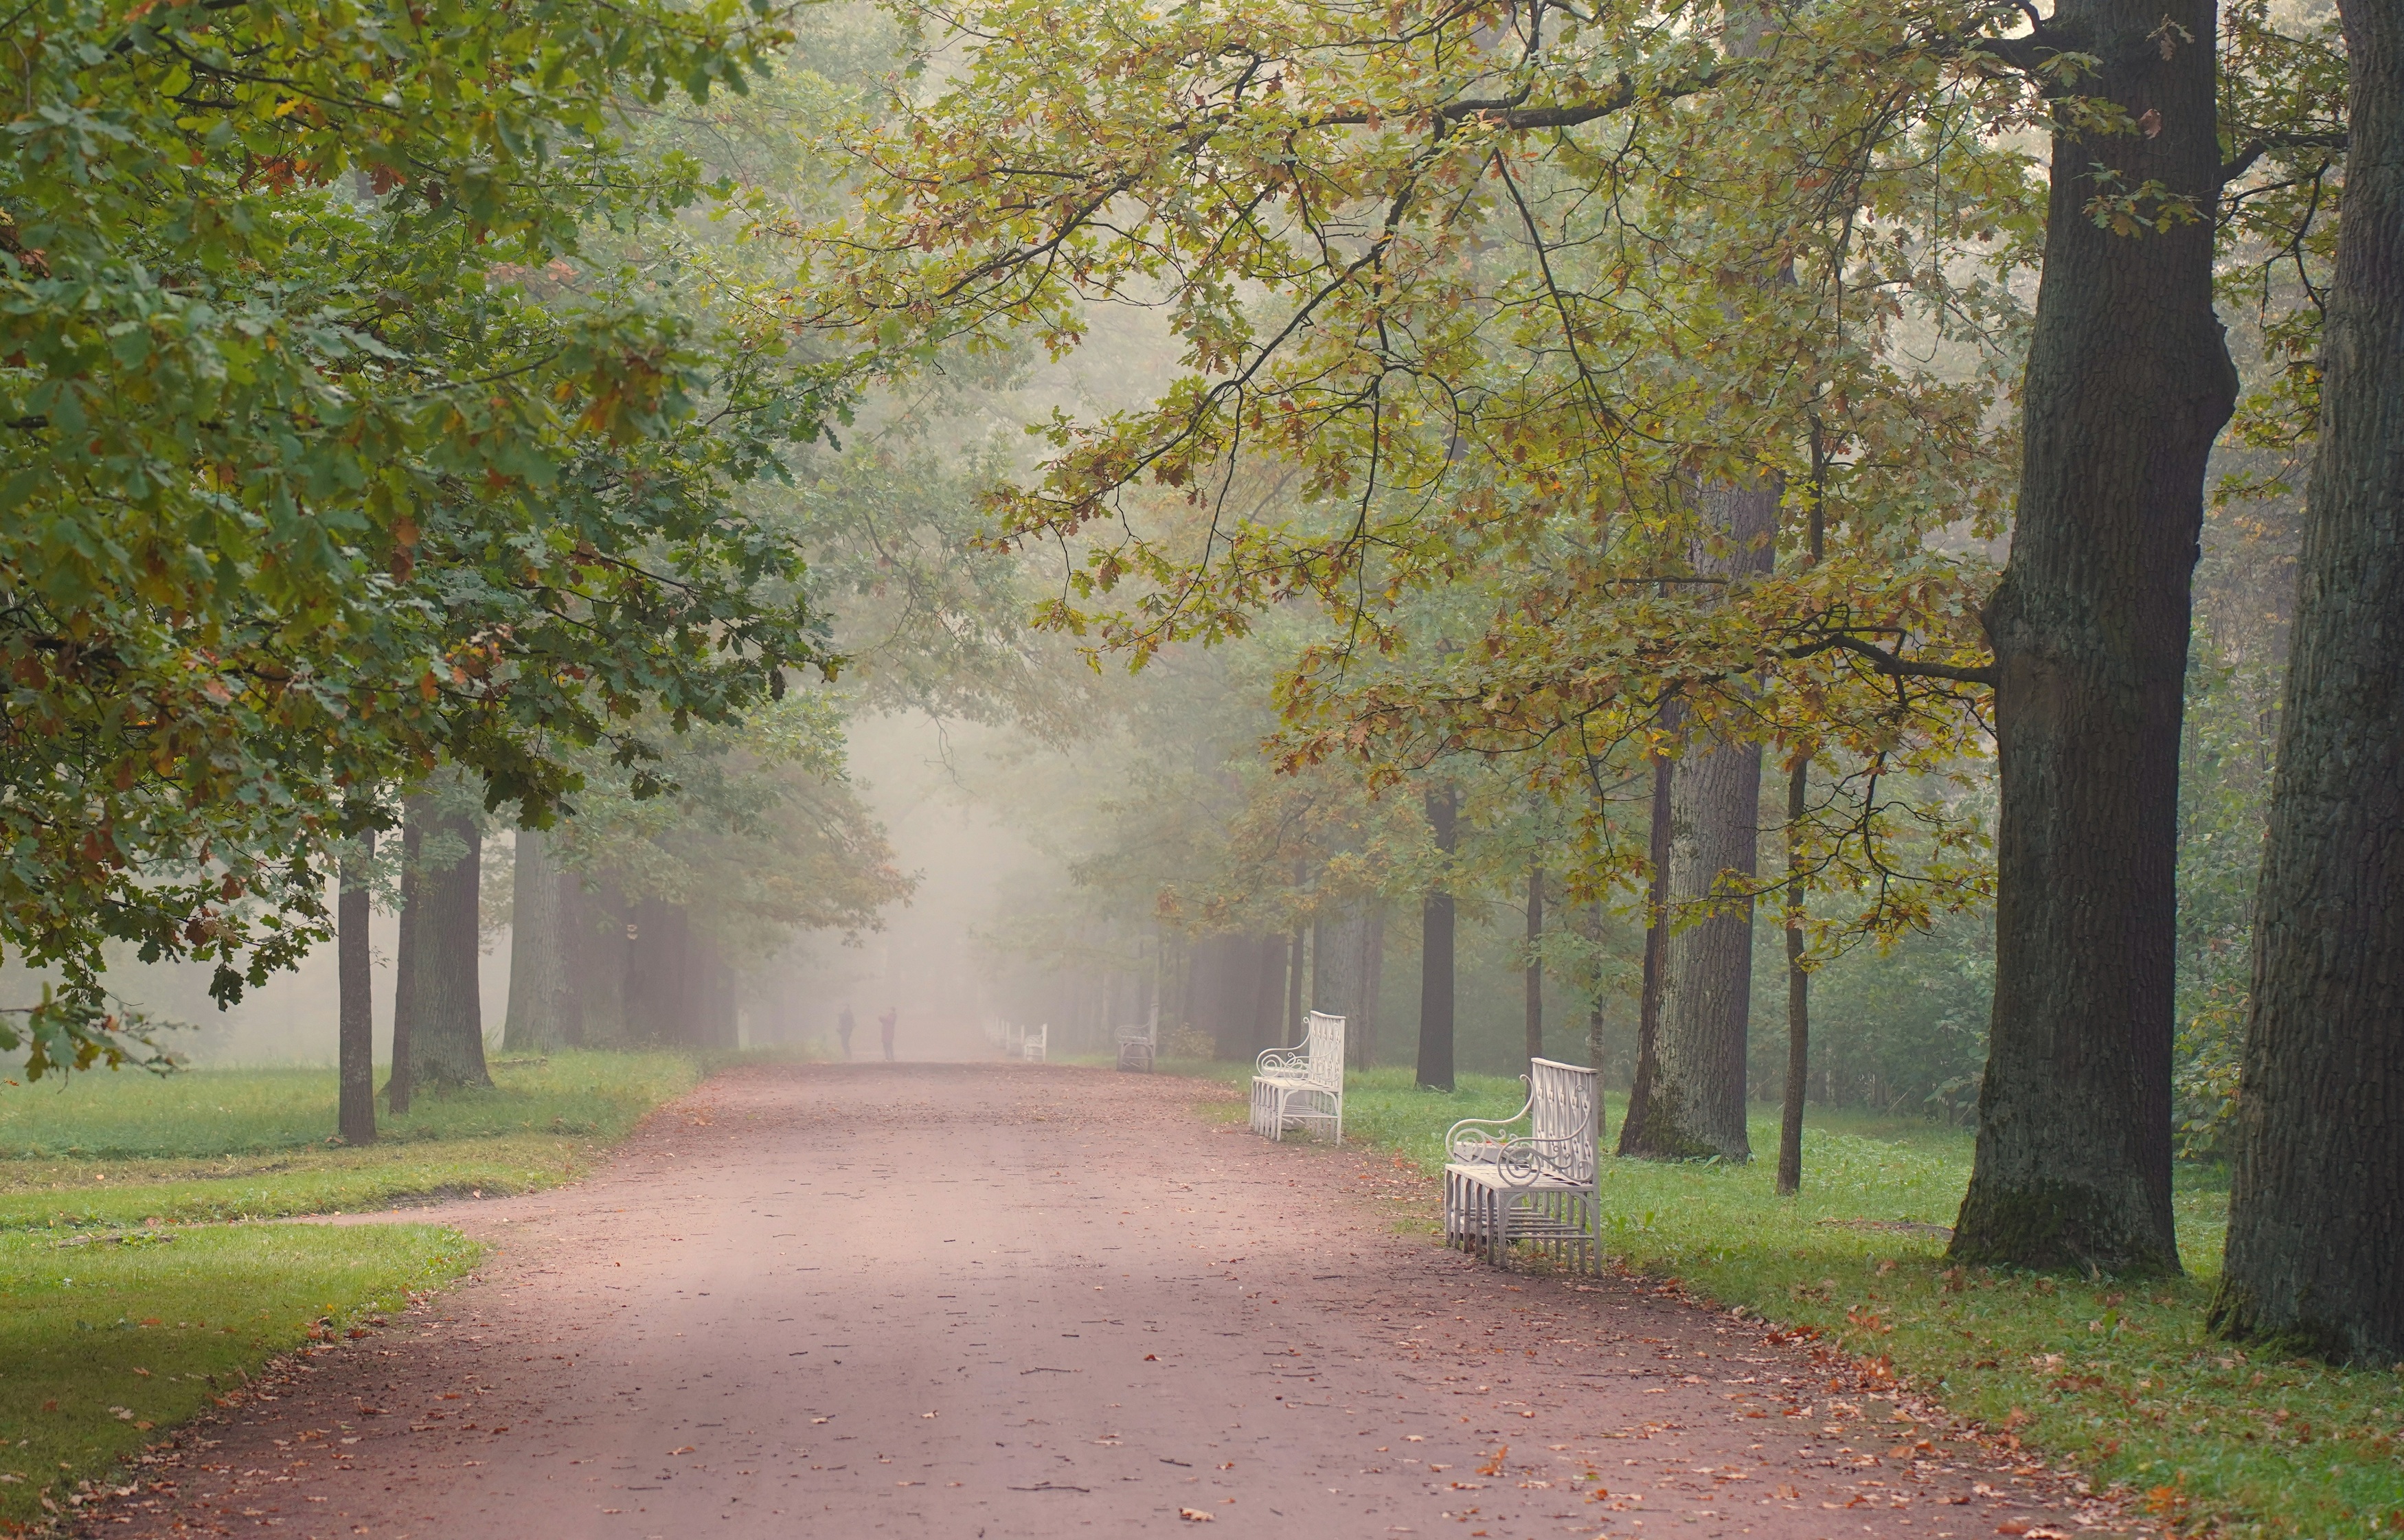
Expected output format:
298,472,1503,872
1442,1056,1600,1271
1249,1010,1345,1142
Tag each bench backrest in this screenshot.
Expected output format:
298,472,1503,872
1526,1057,1598,1182
1300,1011,1345,1089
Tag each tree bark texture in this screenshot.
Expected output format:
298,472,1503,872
385,804,422,1115
1626,479,1773,1163
1951,0,2234,1274
407,800,491,1090
1416,784,1458,1091
1312,903,1381,1070
337,826,376,1146
1779,760,1809,1195
1618,743,1676,1156
2210,0,2404,1363
1524,861,1545,1065
503,828,573,1052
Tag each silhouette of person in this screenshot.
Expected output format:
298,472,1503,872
878,1005,898,1063
837,1005,855,1059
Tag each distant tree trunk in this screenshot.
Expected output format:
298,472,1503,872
1585,900,1610,1139
1523,861,1545,1065
1618,732,1675,1156
503,827,571,1052
408,800,491,1090
386,802,422,1115
1778,760,1810,1195
2211,0,2404,1363
558,876,627,1046
1416,784,1458,1091
1313,903,1378,1071
683,934,738,1049
337,823,376,1146
1285,926,1305,1038
1950,0,2234,1275
1253,931,1289,1056
1361,905,1384,1067
626,898,690,1044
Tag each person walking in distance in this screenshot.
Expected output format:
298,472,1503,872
878,1005,898,1063
837,1005,856,1060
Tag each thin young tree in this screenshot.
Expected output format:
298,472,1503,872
337,816,377,1147
1417,784,1459,1092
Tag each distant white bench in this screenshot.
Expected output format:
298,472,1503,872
1249,1011,1345,1142
1021,1022,1047,1063
1443,1057,1600,1271
1115,1008,1157,1073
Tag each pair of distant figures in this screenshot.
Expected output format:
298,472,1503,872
836,1006,896,1062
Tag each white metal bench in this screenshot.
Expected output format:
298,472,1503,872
1443,1057,1600,1271
1115,1008,1157,1073
1021,1022,1047,1063
1249,1010,1345,1142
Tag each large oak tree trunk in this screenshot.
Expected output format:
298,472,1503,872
1624,479,1773,1162
407,799,491,1090
503,827,573,1052
2210,0,2404,1363
337,825,376,1146
1950,0,2235,1274
1416,784,1458,1091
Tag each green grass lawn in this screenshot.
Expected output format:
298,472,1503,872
0,1223,479,1528
0,1050,702,1229
1167,1059,2403,1540
0,1048,717,1528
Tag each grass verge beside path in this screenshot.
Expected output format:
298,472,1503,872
0,1050,703,1229
0,1223,478,1529
1161,1059,2404,1540
0,1047,727,1529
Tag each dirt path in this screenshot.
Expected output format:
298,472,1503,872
87,1065,2129,1539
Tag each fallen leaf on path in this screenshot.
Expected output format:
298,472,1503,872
668,1445,694,1455
1179,1509,1214,1522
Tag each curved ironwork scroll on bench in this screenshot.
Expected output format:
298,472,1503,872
1442,1056,1600,1272
1249,1010,1345,1143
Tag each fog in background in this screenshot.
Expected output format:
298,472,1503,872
0,712,1065,1070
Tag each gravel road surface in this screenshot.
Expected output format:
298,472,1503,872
87,1063,2129,1539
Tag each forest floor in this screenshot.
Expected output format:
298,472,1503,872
74,1063,2136,1540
